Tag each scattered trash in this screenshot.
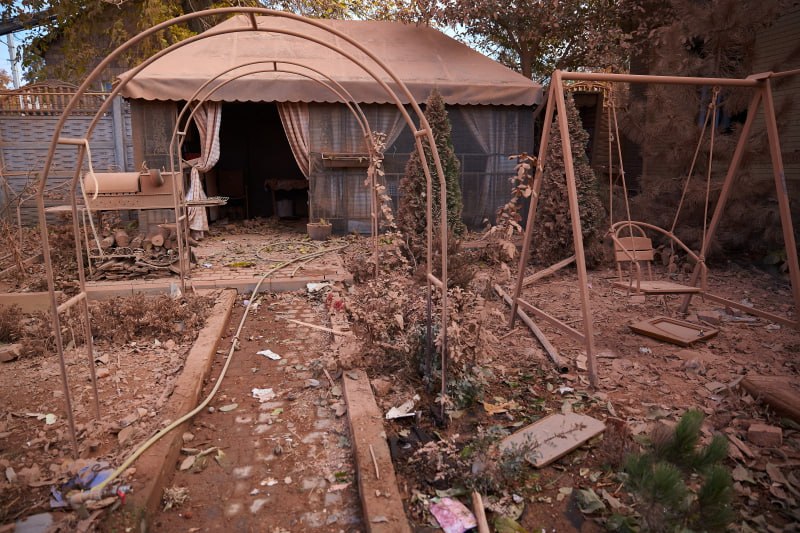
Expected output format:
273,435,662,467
50,461,114,509
162,486,190,511
386,396,419,420
251,388,276,402
765,323,781,331
261,478,278,486
218,403,238,412
638,347,652,355
306,379,321,388
557,386,574,395
429,497,477,533
575,488,606,514
257,349,281,361
482,398,517,415
169,282,182,300
202,263,212,268
307,282,331,293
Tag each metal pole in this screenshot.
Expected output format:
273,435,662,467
35,195,80,457
5,33,21,89
559,71,759,88
552,71,598,387
680,89,763,312
763,78,800,323
509,83,557,326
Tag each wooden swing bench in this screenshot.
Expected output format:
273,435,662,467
610,221,705,296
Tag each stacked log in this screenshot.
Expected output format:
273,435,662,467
89,224,193,281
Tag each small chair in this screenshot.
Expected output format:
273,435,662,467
611,221,704,295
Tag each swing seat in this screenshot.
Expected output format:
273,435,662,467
611,222,703,296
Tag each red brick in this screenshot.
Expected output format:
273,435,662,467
747,423,783,447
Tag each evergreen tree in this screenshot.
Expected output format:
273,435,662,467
397,89,465,260
530,92,606,266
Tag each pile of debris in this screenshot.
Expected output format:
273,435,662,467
89,224,193,280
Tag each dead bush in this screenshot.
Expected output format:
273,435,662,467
0,304,23,343
90,294,212,345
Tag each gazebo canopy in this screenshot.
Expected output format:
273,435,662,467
117,15,542,106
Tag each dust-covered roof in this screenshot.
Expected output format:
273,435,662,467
117,15,541,106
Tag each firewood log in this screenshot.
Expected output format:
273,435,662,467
113,229,130,248
145,225,170,247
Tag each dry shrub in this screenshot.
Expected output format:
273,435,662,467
0,304,23,343
90,294,212,345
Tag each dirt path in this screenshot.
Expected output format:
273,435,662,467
151,292,363,532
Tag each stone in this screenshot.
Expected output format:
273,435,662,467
96,368,111,379
747,423,782,448
370,378,392,397
697,310,722,325
0,343,21,363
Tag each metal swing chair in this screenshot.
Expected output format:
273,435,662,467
607,85,721,298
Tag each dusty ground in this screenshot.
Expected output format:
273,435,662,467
1,224,799,532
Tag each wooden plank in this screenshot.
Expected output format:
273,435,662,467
494,285,567,373
516,299,585,343
615,249,655,262
629,316,718,347
498,413,605,468
613,280,702,294
616,236,652,250
703,292,798,328
741,374,800,423
0,291,63,313
522,255,575,287
342,369,411,533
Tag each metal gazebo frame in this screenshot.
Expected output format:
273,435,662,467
35,8,452,456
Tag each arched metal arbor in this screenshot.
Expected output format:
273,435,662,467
35,8,452,456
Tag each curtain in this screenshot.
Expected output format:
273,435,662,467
460,106,518,224
278,102,311,178
187,102,222,235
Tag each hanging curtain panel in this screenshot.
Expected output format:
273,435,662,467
187,101,222,235
277,102,311,178
306,103,406,231
457,106,533,227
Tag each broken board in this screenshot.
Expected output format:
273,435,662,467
740,374,800,423
629,316,718,347
498,413,605,468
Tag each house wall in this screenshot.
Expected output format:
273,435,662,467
130,99,535,232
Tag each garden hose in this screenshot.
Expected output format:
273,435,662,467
68,243,348,508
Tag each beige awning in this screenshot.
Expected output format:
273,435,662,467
117,15,541,106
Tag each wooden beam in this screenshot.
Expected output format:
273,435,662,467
702,293,797,328
342,369,412,533
495,285,567,373
523,255,575,287
516,298,586,344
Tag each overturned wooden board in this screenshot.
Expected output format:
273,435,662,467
629,316,718,347
0,291,64,313
741,374,800,423
499,413,605,468
613,280,701,294
342,369,412,533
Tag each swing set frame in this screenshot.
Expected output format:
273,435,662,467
509,69,800,388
